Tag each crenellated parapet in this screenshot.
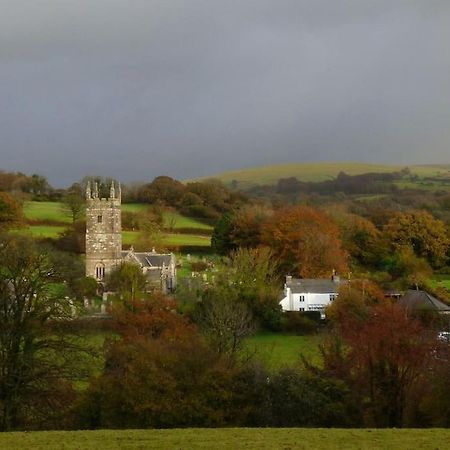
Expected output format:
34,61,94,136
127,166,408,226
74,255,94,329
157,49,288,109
85,181,121,204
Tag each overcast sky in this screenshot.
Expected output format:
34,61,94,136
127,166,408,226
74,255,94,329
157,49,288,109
1,1,449,186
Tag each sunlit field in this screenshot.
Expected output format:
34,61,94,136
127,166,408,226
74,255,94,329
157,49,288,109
188,162,450,188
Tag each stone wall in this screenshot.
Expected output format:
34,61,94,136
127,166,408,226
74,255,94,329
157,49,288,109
85,183,122,280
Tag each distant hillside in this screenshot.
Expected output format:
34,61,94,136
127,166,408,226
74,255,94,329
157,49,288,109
187,162,450,188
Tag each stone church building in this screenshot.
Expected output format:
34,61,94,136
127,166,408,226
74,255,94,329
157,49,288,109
85,181,176,292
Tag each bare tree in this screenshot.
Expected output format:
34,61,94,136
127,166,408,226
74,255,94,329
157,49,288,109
195,286,254,355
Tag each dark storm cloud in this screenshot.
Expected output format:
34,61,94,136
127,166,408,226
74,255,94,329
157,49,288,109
1,0,449,186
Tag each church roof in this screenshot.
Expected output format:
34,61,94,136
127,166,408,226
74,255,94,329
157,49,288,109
398,290,450,312
121,249,172,268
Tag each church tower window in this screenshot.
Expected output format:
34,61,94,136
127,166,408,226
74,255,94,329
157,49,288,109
95,264,105,280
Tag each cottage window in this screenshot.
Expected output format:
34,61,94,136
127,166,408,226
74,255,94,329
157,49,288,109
299,295,305,302
329,294,337,302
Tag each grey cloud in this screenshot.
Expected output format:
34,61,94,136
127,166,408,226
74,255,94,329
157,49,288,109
0,1,449,186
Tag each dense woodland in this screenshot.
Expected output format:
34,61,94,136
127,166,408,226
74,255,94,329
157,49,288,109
0,167,450,431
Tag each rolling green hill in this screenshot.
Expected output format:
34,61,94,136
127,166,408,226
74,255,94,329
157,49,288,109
188,162,450,188
1,428,449,450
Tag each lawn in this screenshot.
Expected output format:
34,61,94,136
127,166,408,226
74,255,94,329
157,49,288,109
1,428,449,450
244,332,323,369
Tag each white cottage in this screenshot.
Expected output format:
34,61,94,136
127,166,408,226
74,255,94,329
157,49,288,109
280,274,343,319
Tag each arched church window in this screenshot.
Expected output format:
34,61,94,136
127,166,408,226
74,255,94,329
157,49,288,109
95,264,105,280
97,215,103,223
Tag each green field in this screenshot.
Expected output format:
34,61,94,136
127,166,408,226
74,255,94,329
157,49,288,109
20,227,210,247
24,202,212,231
20,225,67,239
24,201,72,223
187,162,450,188
162,210,212,230
122,204,212,230
430,275,450,292
1,428,449,450
245,332,322,369
122,231,211,247
21,202,212,248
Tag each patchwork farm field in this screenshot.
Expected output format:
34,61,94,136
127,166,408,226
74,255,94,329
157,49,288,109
188,161,450,188
21,201,212,248
24,202,212,230
1,428,449,450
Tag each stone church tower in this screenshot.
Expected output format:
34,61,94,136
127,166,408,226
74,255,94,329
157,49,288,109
85,181,122,281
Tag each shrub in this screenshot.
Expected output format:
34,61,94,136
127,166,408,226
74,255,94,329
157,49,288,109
283,312,319,335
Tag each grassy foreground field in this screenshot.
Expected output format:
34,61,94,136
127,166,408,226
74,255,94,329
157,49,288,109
1,428,449,450
188,161,450,187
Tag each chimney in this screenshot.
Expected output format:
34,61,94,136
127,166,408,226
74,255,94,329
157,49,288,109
286,275,292,285
331,270,340,283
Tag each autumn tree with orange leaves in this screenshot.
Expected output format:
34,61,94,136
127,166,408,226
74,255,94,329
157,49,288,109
262,205,348,278
0,192,23,230
77,294,239,428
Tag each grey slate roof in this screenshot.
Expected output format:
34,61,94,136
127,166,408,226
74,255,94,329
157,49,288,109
287,278,342,294
121,251,172,268
399,290,450,312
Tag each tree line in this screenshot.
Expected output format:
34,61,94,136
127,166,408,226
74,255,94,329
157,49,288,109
212,204,450,293
1,236,449,431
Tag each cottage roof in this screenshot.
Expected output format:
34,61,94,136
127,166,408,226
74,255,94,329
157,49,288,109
398,290,450,312
287,278,343,294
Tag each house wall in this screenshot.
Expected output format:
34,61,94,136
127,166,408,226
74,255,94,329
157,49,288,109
280,288,337,318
